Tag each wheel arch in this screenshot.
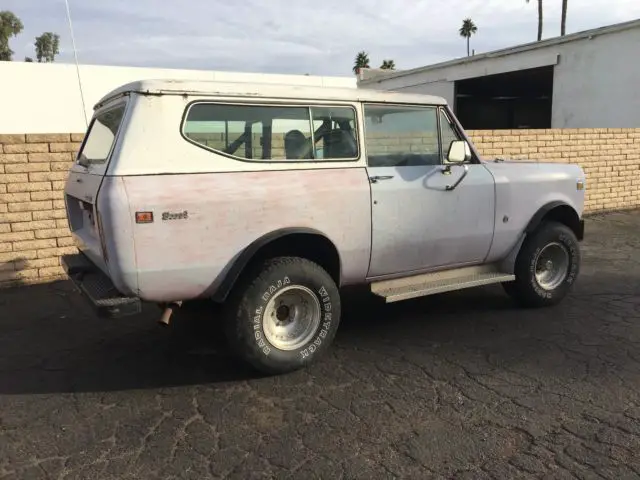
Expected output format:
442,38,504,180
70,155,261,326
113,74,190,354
525,201,584,241
212,227,342,302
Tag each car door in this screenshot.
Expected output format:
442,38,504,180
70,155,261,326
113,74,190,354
64,99,128,273
365,103,496,278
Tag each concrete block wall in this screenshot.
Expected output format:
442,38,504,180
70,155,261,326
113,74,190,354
1,128,639,288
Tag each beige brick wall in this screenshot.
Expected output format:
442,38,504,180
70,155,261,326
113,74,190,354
0,134,82,287
186,132,440,158
467,128,640,214
1,129,639,288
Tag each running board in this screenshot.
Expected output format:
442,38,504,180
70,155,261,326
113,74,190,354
370,265,515,303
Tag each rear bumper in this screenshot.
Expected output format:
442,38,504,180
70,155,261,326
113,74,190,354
61,253,142,318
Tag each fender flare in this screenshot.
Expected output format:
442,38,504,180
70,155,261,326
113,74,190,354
525,201,584,240
500,201,583,274
212,227,341,302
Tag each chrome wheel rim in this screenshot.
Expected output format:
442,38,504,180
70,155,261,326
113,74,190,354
262,285,321,351
534,242,570,290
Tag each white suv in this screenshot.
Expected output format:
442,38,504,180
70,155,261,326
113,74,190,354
62,79,586,374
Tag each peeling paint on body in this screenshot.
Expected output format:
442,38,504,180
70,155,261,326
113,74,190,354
121,168,372,302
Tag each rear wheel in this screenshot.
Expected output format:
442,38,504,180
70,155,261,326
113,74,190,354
224,256,341,374
503,221,580,308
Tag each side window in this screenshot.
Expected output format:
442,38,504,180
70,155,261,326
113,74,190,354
363,104,440,167
183,103,358,161
184,104,311,160
272,113,314,160
77,104,126,166
439,109,463,162
310,107,358,160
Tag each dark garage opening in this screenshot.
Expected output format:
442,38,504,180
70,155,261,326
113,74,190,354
454,65,554,130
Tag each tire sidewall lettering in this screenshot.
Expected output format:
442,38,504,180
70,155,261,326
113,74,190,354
252,304,271,356
300,284,333,360
560,232,579,285
261,276,290,303
252,274,336,360
253,276,292,356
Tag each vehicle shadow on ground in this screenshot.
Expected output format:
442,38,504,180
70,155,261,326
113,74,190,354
0,269,636,395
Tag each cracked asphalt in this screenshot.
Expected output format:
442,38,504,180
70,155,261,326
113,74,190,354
1,209,639,479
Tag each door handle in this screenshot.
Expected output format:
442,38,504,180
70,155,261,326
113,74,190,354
369,175,394,184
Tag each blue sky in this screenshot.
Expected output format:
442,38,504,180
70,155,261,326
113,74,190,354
3,0,640,76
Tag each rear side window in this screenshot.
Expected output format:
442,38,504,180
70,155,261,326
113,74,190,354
183,103,358,161
77,104,126,167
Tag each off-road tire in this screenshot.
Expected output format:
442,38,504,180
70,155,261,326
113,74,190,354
224,256,341,374
503,221,580,308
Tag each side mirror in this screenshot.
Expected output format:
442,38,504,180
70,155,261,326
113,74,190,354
446,140,472,163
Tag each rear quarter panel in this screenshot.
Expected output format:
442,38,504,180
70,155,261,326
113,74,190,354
121,168,372,302
97,176,138,295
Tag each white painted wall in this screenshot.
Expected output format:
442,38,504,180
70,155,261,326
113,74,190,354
551,27,640,128
0,62,356,134
359,49,559,109
359,24,640,129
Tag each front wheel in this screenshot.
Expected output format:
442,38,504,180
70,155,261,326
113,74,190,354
503,221,581,308
224,256,341,374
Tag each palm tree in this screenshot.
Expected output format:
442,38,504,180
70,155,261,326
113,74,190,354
380,59,395,70
526,0,543,41
561,0,568,35
459,19,477,57
353,51,370,74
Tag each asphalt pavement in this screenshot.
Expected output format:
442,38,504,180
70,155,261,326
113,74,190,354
1,209,639,479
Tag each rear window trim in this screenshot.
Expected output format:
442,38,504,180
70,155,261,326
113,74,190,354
75,99,129,170
180,100,361,164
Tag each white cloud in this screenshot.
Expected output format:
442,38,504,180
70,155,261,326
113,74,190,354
3,0,640,75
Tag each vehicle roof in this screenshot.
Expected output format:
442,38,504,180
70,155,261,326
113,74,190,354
95,79,448,109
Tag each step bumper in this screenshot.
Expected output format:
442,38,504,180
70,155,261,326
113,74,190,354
61,253,142,318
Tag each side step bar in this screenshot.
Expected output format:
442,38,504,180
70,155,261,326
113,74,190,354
371,265,515,303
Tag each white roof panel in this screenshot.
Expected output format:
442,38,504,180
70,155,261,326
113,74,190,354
95,78,448,109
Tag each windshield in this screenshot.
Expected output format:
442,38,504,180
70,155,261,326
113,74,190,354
77,104,126,167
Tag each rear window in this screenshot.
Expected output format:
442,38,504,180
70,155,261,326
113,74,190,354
182,103,358,161
77,104,126,167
